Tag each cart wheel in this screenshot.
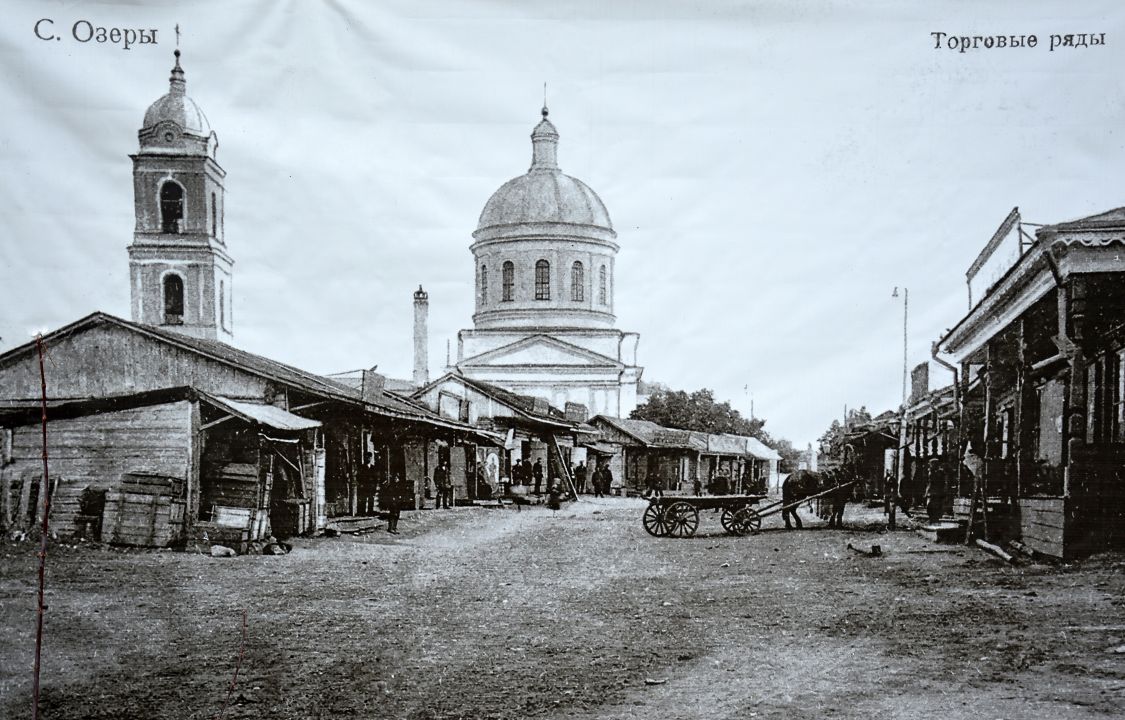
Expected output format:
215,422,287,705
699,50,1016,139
733,506,762,536
720,507,736,534
642,502,669,537
664,501,700,538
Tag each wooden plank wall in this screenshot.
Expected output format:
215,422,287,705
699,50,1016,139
1019,496,1067,559
2,401,192,539
200,462,261,510
0,322,269,401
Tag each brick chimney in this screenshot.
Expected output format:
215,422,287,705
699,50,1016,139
532,397,551,416
910,362,929,405
361,367,386,403
413,285,429,386
564,402,588,422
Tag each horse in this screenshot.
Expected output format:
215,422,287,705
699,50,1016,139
781,469,820,529
782,468,853,530
823,467,854,529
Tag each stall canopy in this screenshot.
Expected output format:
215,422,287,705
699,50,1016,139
204,394,322,431
745,436,781,461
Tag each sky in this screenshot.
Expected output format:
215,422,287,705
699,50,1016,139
2,0,1124,447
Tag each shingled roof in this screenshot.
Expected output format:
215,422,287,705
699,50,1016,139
0,312,490,436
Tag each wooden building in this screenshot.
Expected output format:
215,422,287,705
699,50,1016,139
0,313,493,548
589,417,779,495
937,206,1125,558
590,416,706,494
411,372,592,497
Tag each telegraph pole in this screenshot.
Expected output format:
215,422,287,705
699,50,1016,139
890,287,908,530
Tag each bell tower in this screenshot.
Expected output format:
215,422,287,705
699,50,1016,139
128,50,233,343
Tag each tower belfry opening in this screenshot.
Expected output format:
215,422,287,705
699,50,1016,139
128,50,233,343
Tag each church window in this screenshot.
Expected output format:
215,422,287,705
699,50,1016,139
535,260,551,300
571,262,584,302
480,265,489,304
502,262,514,302
160,182,184,234
211,192,217,237
163,274,184,325
598,265,607,305
219,279,226,330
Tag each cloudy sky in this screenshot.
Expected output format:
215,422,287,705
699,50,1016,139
2,0,1124,446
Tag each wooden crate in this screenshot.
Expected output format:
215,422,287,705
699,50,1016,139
1019,496,1067,559
102,491,185,547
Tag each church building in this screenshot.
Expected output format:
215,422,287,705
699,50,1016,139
453,106,643,418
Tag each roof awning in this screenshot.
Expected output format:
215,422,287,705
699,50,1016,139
581,441,618,455
207,395,322,431
745,437,781,461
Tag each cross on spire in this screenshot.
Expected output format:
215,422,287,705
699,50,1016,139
175,23,181,48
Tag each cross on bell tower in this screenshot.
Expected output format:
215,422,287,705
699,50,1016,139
128,49,233,343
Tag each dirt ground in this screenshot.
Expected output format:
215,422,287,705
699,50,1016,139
1,495,1124,720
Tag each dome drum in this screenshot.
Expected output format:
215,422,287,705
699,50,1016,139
471,107,619,332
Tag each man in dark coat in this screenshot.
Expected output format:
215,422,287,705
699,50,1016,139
574,462,588,494
601,465,614,496
434,461,452,509
533,459,544,494
380,473,407,534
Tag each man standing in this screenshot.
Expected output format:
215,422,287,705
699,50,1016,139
434,461,452,509
380,473,404,534
575,462,587,494
883,470,895,515
601,464,614,497
533,459,544,495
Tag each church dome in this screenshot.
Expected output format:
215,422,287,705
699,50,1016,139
478,172,612,230
476,109,613,233
140,51,212,140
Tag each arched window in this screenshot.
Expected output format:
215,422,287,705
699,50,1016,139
160,182,184,234
502,261,514,302
535,260,551,300
219,279,226,330
480,265,489,304
210,192,218,237
163,274,184,324
571,261,584,302
598,265,608,305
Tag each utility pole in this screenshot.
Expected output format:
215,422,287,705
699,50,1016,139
891,287,908,530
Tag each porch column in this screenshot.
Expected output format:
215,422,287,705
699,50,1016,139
1061,276,1087,498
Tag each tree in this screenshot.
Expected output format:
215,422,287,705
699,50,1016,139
631,387,765,437
770,437,803,474
631,386,804,473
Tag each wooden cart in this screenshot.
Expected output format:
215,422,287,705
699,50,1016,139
641,482,855,538
641,494,767,538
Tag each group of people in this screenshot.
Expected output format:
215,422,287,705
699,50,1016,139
882,455,955,523
509,458,546,494
572,461,614,497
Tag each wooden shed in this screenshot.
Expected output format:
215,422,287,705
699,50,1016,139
0,313,495,547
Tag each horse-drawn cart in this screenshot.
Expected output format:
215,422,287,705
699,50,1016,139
641,495,767,538
641,481,856,539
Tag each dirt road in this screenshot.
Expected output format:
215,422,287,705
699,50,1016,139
1,497,1123,719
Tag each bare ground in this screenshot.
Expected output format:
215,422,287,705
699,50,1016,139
1,496,1124,719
